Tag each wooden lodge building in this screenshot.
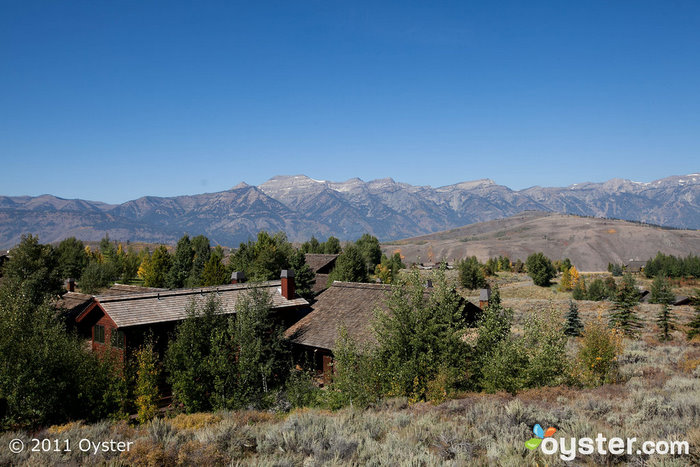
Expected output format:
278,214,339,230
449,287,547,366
285,281,484,381
70,272,308,359
61,269,485,383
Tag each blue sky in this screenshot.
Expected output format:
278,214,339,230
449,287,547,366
1,1,699,204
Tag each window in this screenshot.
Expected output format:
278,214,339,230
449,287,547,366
94,324,105,343
111,330,125,349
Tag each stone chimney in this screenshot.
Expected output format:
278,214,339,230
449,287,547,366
281,269,295,300
479,287,491,309
65,278,75,293
231,271,245,284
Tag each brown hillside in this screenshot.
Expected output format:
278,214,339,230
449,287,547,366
382,211,700,271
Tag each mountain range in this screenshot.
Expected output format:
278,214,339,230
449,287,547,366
0,173,698,249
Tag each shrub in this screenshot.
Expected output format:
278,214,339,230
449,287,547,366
457,256,486,290
135,340,161,424
285,368,321,408
575,314,624,387
526,253,556,287
373,270,470,401
480,338,526,394
521,306,570,388
587,278,607,301
572,278,587,300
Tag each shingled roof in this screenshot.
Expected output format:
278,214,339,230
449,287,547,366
304,254,339,273
56,291,94,321
80,281,308,329
285,281,393,351
102,284,167,296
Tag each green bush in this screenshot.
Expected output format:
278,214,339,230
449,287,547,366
457,256,486,289
480,338,526,394
575,314,624,387
525,252,556,287
587,278,607,301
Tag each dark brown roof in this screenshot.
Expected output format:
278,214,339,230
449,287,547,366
304,254,339,273
91,281,308,328
56,292,94,313
625,260,647,272
285,281,393,351
312,274,330,294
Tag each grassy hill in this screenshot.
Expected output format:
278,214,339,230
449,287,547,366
383,211,700,271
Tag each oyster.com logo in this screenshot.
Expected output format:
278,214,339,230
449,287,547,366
525,424,557,450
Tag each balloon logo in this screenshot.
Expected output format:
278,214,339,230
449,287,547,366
525,424,557,450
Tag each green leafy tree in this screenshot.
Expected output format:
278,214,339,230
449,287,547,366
226,287,288,407
56,237,88,281
99,235,117,264
575,314,624,387
327,244,368,284
457,256,486,290
166,296,226,412
300,236,322,254
187,235,211,286
563,300,584,336
201,246,230,286
480,337,526,394
141,245,172,288
526,252,556,287
289,250,316,300
328,328,382,408
229,231,295,281
572,277,587,300
374,252,405,284
473,286,515,389
559,258,573,273
323,236,342,254
79,261,113,294
608,274,642,337
650,275,675,341
2,234,62,305
167,235,194,289
587,278,607,301
135,339,161,424
373,270,469,401
355,234,382,275
484,257,498,276
0,285,120,427
119,244,141,283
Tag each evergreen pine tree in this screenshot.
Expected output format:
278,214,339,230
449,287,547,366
650,275,675,341
608,274,642,337
687,290,700,340
563,300,584,336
